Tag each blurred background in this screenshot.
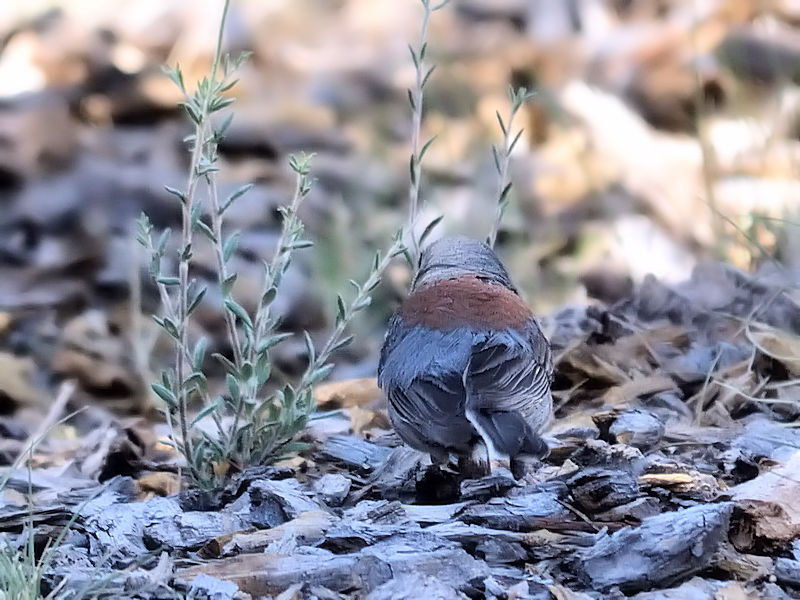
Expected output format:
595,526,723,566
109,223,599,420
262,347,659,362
0,0,799,422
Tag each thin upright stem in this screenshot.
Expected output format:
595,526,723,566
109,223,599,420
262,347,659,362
308,240,403,381
407,2,435,259
175,118,207,480
207,174,243,367
488,108,517,249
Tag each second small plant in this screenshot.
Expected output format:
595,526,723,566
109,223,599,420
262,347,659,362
139,0,405,489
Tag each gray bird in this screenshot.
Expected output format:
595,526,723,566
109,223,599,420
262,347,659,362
378,236,553,477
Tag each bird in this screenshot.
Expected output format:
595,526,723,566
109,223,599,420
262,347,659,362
378,236,553,478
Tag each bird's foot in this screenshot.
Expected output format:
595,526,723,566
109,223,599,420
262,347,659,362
458,440,491,478
510,453,544,482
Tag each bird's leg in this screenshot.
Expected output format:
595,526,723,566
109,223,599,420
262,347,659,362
458,439,491,478
429,451,458,474
510,454,540,480
511,433,550,480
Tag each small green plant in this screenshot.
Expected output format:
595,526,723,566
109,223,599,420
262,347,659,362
487,86,535,248
0,407,120,600
138,0,405,488
0,502,82,600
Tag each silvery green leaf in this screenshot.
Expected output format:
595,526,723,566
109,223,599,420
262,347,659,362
239,361,253,382
210,96,235,113
193,338,207,370
256,332,292,354
307,363,334,385
495,110,506,136
303,331,315,366
212,352,237,374
187,286,207,315
328,334,353,354
335,295,346,326
256,354,271,386
151,383,177,408
181,101,202,124
418,135,437,162
408,44,418,68
492,145,501,175
508,128,524,154
219,183,254,215
161,317,179,340
223,232,240,263
182,372,207,393
164,186,186,203
157,230,171,256
420,215,443,245
219,78,239,93
421,65,436,89
226,374,241,399
162,65,185,92
499,182,512,204
260,286,277,308
225,299,253,330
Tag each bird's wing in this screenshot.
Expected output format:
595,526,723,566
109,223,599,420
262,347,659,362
385,373,476,455
465,324,553,457
378,316,478,455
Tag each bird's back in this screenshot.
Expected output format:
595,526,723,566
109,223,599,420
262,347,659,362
378,272,552,460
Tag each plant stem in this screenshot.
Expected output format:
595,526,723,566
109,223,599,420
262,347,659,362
250,168,306,367
173,0,232,482
176,121,205,480
488,106,518,249
308,241,403,380
208,177,244,367
407,1,435,259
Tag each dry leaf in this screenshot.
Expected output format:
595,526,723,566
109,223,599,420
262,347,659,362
747,325,800,377
313,377,383,409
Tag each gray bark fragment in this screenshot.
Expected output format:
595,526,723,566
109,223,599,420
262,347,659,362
320,435,393,472
460,490,567,530
576,502,733,592
314,473,351,506
248,478,320,528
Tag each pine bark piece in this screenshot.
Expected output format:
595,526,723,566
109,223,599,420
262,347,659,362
775,558,800,587
367,446,428,501
628,577,732,600
200,510,336,558
459,488,568,531
730,450,800,552
314,473,352,507
178,533,488,597
320,435,394,473
248,479,320,528
459,467,518,500
567,467,639,513
576,502,733,592
609,410,665,450
364,575,468,600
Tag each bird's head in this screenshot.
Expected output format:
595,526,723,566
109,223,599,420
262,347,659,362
413,236,518,293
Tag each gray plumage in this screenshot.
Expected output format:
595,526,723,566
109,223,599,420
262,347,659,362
413,236,518,292
378,236,553,476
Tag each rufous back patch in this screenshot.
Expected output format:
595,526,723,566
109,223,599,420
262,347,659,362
400,275,533,330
